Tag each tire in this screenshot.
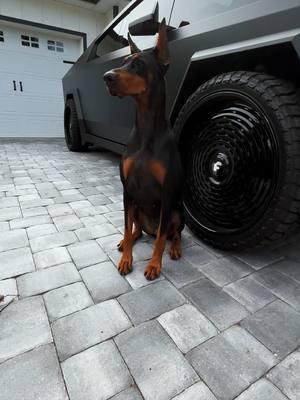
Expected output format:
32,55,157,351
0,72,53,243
174,71,300,250
64,98,87,152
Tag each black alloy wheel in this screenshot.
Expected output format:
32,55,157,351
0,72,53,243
174,71,300,249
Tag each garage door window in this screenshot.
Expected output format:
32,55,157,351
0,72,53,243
21,35,39,48
0,31,4,42
48,40,64,52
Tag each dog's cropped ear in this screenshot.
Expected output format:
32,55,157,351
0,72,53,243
128,33,141,54
154,18,170,70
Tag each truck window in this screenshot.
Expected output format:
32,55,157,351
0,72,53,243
96,17,127,57
96,0,173,57
119,0,174,51
170,0,260,28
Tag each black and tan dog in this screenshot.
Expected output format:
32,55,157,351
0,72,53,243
103,19,184,280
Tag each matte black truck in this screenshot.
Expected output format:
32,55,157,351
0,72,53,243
63,0,300,250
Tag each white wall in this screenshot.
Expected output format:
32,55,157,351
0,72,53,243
0,0,108,46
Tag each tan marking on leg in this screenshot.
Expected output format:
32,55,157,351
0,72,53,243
144,211,167,281
169,233,182,260
118,222,142,251
122,157,134,180
148,160,166,186
118,206,134,275
144,233,167,280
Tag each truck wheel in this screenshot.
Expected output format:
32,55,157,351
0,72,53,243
64,99,87,152
174,71,300,250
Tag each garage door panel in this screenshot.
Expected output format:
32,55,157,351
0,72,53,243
0,94,64,114
0,24,81,137
0,113,63,137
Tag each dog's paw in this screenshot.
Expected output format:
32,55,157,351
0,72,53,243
117,239,124,252
169,244,182,260
118,255,133,275
144,263,161,280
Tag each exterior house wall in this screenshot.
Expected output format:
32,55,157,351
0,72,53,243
0,0,108,46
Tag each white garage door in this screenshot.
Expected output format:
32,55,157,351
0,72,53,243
0,23,82,137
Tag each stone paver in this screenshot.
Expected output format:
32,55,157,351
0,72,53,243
17,262,81,297
0,228,28,252
75,223,118,240
62,341,133,400
223,275,276,312
182,279,248,330
162,258,204,288
241,300,300,359
0,221,9,231
81,261,130,302
0,247,35,280
68,240,108,269
53,214,82,231
0,207,22,222
158,304,218,354
119,280,186,325
34,246,71,269
110,387,143,400
0,344,68,400
30,230,77,252
10,215,51,229
22,206,48,218
96,232,124,252
0,296,52,363
182,245,217,267
252,268,300,310
123,260,165,289
235,379,288,400
1,140,300,400
172,382,217,400
47,203,74,217
197,256,253,287
20,198,54,209
44,282,93,321
233,248,283,270
267,351,300,400
80,214,106,226
0,278,18,311
187,326,277,400
27,223,57,239
271,258,300,282
115,320,199,400
52,299,131,361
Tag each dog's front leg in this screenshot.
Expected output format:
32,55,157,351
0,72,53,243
118,191,134,275
144,197,171,280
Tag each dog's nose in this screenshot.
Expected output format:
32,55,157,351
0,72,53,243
103,71,117,83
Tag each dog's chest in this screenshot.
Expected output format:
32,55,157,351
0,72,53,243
123,158,163,213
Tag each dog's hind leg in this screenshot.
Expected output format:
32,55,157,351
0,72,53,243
168,211,183,260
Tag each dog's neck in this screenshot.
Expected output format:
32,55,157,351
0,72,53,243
134,81,168,147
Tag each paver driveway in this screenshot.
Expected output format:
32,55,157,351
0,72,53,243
0,139,299,400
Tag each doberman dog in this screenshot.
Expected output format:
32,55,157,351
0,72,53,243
103,19,184,280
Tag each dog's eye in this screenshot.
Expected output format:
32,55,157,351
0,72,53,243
130,59,138,71
130,58,143,72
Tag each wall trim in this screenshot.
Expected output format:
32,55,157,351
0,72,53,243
0,14,87,50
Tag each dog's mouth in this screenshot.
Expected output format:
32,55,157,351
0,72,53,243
105,83,124,99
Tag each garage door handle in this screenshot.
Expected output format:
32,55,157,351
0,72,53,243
13,80,16,91
19,81,23,92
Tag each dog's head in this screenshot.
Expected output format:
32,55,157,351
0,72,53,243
103,19,170,99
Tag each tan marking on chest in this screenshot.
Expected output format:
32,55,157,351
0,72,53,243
148,160,166,186
122,157,134,180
